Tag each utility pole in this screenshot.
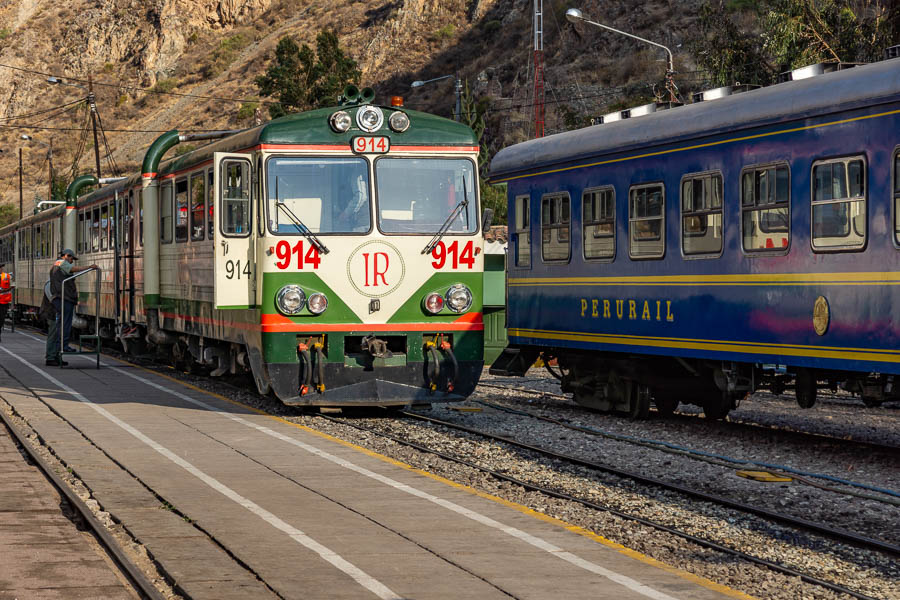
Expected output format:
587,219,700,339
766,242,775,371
88,75,102,184
47,139,53,205
533,0,545,138
18,148,23,220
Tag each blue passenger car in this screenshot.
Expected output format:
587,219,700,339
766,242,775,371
489,57,900,418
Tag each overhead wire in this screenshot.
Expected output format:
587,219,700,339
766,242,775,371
0,98,86,122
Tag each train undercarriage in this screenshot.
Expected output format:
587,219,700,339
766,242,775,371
491,346,898,419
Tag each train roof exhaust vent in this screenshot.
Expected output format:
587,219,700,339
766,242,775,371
600,110,624,124
693,86,732,103
885,45,900,60
778,62,863,83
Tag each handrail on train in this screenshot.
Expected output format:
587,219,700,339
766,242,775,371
61,267,101,369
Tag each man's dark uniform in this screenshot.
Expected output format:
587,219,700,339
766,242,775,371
46,257,77,364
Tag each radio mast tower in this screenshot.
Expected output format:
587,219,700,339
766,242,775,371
533,0,545,138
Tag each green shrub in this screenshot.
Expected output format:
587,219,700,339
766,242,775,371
151,78,178,94
430,24,456,42
236,101,259,121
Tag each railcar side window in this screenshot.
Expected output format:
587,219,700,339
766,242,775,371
190,173,206,241
100,204,109,251
741,164,789,252
515,195,530,267
583,187,615,260
91,207,101,252
175,178,189,242
811,157,866,250
629,184,665,258
541,193,570,262
160,181,174,243
207,170,214,239
222,160,251,237
682,173,723,256
77,212,84,255
893,151,900,245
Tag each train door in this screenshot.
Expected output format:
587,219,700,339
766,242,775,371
213,152,255,309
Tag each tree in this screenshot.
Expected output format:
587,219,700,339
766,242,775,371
692,1,896,87
256,31,361,118
0,203,16,228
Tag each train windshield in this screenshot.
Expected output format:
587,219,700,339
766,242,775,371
266,157,371,234
375,158,477,234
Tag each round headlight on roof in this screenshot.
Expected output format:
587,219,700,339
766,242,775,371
330,110,352,133
389,111,410,132
307,292,328,315
356,105,384,132
445,284,473,313
276,285,306,315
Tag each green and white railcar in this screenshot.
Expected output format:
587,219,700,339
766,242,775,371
2,88,488,406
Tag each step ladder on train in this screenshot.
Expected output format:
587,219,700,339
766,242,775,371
60,267,101,369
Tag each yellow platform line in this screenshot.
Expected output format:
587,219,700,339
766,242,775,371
126,360,755,600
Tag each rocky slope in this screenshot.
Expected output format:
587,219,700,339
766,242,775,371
0,0,703,211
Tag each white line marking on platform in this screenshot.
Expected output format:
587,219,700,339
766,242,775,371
0,343,400,600
97,356,680,599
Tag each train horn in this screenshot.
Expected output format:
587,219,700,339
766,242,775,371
341,85,360,105
360,87,376,104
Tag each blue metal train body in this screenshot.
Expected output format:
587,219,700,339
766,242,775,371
489,57,900,418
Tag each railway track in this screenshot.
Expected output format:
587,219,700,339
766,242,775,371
477,380,900,455
316,410,891,600
0,402,165,600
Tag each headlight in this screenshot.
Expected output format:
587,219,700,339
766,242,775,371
445,284,473,313
423,292,444,314
307,292,328,315
276,285,306,315
330,110,352,133
389,111,410,132
356,106,384,132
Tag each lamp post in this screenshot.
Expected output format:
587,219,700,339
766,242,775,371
410,74,463,122
565,8,678,103
20,135,54,211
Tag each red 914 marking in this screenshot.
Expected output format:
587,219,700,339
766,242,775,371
353,136,390,153
431,240,475,269
275,240,321,270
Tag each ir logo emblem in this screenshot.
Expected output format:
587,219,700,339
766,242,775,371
347,241,406,298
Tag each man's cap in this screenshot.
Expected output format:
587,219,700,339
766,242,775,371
60,249,77,259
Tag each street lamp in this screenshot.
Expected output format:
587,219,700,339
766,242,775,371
410,74,463,122
20,134,57,211
565,8,678,103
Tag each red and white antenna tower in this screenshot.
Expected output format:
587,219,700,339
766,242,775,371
533,0,545,138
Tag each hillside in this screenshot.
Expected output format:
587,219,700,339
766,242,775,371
1,0,709,212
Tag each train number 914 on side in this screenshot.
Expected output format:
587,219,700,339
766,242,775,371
0,85,490,407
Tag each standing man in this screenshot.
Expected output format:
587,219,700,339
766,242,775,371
45,249,97,366
0,263,12,342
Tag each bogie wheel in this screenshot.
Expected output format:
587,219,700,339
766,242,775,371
653,395,679,417
862,396,883,408
628,383,651,420
702,396,731,420
795,369,817,409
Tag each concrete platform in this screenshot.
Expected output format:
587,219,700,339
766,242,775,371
0,330,754,600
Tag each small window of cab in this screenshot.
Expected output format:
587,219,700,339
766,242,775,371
628,183,665,259
582,186,615,262
810,155,867,252
680,171,723,259
541,192,571,263
740,162,790,255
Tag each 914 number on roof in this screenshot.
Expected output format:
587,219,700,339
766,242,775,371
352,136,390,154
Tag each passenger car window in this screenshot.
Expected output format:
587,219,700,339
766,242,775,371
190,173,206,241
741,164,789,251
894,151,900,245
811,157,865,250
92,207,101,252
583,187,615,260
514,195,530,267
175,178,189,242
160,181,174,244
682,173,723,256
541,193,570,262
629,184,665,258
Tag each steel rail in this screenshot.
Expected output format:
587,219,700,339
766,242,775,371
476,381,900,455
319,413,883,600
0,408,165,600
399,410,900,557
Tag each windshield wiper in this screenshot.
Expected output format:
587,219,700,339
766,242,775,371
422,176,469,255
274,178,329,254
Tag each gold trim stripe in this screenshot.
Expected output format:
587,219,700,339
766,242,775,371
508,328,900,363
492,107,900,183
508,271,900,287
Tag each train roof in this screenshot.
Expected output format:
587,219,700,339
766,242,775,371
490,57,900,181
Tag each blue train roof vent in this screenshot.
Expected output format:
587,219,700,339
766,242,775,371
692,84,760,103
